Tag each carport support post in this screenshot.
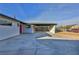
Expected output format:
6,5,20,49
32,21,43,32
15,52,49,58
50,25,56,34
31,25,35,33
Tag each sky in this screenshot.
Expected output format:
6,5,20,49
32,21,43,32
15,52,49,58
0,3,79,25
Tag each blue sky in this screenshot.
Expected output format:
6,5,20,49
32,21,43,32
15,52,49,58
0,3,79,24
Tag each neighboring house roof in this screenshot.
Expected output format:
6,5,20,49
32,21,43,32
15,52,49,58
0,13,27,25
71,25,79,29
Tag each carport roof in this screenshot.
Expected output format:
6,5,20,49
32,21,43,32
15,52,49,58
27,22,57,25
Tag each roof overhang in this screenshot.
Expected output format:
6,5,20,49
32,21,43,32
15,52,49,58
0,13,27,25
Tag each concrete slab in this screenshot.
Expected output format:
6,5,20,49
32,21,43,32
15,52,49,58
0,33,79,55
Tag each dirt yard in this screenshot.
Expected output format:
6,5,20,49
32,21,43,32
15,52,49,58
55,32,79,40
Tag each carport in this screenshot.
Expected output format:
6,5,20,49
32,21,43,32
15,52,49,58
28,23,57,34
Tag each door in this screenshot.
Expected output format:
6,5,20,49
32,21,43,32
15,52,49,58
20,24,23,34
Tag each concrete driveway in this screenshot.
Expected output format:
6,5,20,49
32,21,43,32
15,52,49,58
0,33,79,55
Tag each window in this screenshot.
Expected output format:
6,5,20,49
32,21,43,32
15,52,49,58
0,20,12,26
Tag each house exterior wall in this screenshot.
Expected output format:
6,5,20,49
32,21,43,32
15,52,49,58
23,25,32,33
24,28,32,33
0,16,20,40
49,25,56,34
